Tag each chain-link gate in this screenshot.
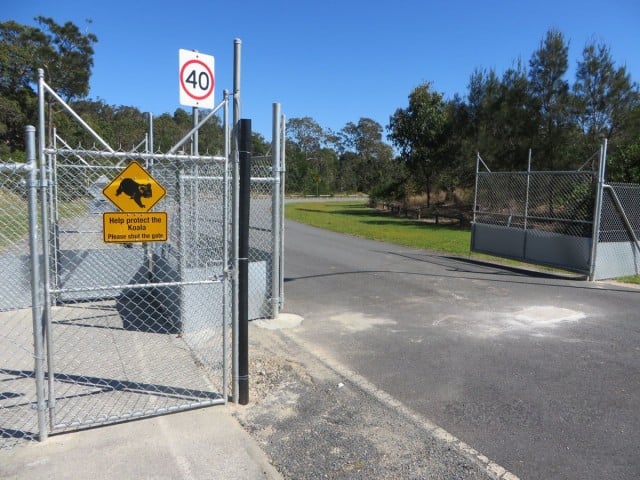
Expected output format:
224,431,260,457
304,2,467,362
4,61,285,446
1,72,240,447
471,143,640,280
47,148,231,432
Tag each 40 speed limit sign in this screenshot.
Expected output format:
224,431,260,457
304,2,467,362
179,49,215,109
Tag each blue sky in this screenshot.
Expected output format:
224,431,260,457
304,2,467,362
5,0,640,139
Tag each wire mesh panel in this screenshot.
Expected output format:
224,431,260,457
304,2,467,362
45,149,230,433
0,165,40,448
474,172,528,228
472,165,597,273
593,183,640,279
249,156,276,319
475,171,595,234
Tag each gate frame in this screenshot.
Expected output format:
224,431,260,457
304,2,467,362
32,69,234,438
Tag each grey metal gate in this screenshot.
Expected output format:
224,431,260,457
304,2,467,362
1,72,232,447
591,182,640,279
471,143,640,280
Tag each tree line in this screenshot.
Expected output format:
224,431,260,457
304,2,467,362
287,29,640,204
2,19,639,204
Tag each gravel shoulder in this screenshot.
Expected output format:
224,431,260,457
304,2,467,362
232,320,503,480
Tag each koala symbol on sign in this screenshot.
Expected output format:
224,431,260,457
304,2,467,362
116,178,152,208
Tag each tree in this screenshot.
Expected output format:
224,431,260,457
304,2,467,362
528,29,572,169
285,117,329,194
466,67,502,154
286,117,327,155
337,118,394,193
0,17,97,152
573,40,640,146
34,16,97,102
607,105,640,182
388,82,448,205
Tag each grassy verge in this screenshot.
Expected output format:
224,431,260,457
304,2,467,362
285,201,471,255
616,276,640,285
285,201,640,284
0,189,88,250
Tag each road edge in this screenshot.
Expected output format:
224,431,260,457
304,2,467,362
279,326,521,480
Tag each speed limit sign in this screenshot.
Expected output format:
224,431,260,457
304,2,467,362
179,49,215,109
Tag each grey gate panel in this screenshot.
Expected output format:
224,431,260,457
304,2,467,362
46,151,230,434
0,163,41,447
471,148,640,280
592,183,640,279
471,166,596,274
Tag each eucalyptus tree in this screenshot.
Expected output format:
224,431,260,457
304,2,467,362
285,117,328,194
0,17,97,153
388,82,448,205
337,118,394,193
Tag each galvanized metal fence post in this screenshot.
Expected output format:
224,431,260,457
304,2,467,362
38,68,56,428
271,103,281,319
222,90,230,400
279,114,286,309
589,141,607,281
523,149,532,258
232,38,242,404
25,125,48,441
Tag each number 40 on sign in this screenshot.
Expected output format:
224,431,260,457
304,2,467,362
179,49,215,109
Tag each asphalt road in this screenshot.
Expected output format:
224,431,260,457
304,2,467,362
282,220,640,480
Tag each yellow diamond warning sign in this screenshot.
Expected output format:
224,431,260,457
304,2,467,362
103,161,166,213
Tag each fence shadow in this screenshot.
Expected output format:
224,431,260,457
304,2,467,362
116,252,182,334
0,368,222,404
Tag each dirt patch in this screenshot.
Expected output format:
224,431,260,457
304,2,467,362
328,312,396,333
432,305,586,339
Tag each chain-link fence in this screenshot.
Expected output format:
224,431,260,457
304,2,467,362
592,182,640,279
249,155,281,319
471,148,640,279
0,162,39,448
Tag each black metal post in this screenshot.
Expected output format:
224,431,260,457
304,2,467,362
238,118,251,405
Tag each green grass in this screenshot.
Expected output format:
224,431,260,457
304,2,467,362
0,189,88,250
285,200,640,284
285,201,471,255
616,275,640,285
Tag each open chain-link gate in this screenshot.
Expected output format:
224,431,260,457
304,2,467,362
1,65,285,447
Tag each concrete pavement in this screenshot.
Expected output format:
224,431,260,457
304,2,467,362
0,405,282,480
